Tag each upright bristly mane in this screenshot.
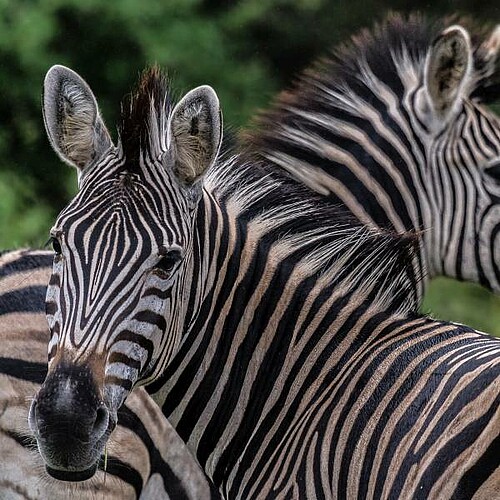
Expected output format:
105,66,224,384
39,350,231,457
244,12,500,154
221,13,500,311
205,147,421,316
329,13,500,100
114,65,422,315
119,67,174,169
198,17,441,314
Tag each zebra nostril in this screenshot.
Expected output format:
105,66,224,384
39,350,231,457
92,405,109,440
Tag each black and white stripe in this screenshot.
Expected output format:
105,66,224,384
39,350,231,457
245,14,500,300
0,249,218,499
32,53,499,498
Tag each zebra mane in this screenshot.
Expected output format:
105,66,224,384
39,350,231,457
328,13,500,100
244,12,499,147
118,66,174,170
206,151,421,314
116,67,421,314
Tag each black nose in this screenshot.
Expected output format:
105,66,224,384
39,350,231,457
29,361,110,476
30,396,109,443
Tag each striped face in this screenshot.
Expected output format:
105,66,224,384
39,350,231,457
424,100,500,291
408,26,500,291
30,65,221,480
46,156,191,407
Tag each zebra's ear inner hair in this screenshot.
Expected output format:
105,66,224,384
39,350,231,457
167,85,222,186
43,65,113,173
424,25,472,120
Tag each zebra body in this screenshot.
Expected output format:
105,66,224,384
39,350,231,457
28,56,500,499
0,249,217,499
245,14,500,300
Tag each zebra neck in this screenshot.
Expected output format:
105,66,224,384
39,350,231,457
146,186,420,489
154,277,414,494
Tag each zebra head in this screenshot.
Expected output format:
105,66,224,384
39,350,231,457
247,17,500,296
29,65,222,480
410,23,500,289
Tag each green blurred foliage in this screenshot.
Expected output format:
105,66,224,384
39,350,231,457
423,278,500,335
0,0,499,334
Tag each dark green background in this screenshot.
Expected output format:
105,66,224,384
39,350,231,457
1,0,499,334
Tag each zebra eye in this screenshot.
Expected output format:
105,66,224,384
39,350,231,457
154,249,182,277
484,162,500,182
49,237,62,255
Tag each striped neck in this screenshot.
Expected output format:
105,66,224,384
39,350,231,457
145,163,420,491
243,14,500,297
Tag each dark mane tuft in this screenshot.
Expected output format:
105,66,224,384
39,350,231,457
319,12,500,97
119,66,173,169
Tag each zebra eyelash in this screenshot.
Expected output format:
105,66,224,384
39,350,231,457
154,249,183,278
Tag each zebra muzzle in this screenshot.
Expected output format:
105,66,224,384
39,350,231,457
29,361,113,480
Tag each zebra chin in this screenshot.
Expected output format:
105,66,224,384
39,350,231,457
28,361,117,481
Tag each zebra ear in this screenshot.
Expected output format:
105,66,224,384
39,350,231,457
167,85,222,186
424,26,473,121
43,65,113,172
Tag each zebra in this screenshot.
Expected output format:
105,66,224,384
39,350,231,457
0,249,218,499
27,60,500,498
244,13,500,302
